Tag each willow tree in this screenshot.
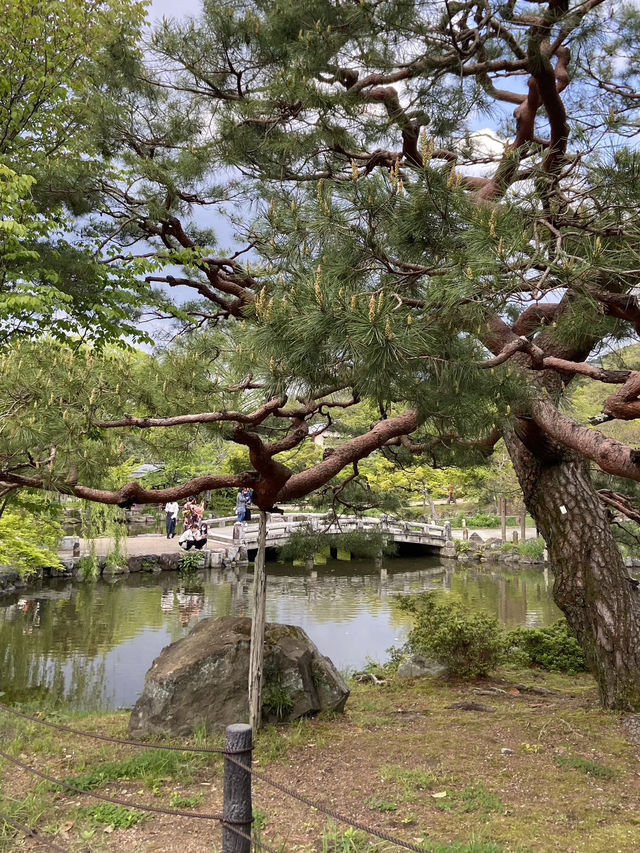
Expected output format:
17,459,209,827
3,0,640,709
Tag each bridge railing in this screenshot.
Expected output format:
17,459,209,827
203,512,447,545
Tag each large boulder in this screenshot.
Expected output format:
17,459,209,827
128,616,349,737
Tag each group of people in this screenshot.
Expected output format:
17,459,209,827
164,497,208,551
163,488,255,552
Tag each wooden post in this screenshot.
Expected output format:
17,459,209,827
500,497,507,542
520,505,526,542
223,723,252,853
512,530,519,545
248,510,268,733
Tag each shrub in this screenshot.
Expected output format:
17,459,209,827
178,550,206,575
506,620,587,674
397,593,505,678
277,524,394,562
467,513,501,528
451,512,500,529
517,537,546,560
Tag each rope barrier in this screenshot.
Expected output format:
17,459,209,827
0,703,432,852
0,703,233,756
0,749,226,824
0,810,72,853
227,755,433,853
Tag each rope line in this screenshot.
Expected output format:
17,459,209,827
227,755,433,853
0,703,239,756
0,810,72,853
0,749,226,824
1,702,431,852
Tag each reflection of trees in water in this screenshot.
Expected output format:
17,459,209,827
448,565,561,629
0,578,166,707
263,565,450,625
0,560,561,710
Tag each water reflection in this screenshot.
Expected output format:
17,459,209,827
0,558,561,711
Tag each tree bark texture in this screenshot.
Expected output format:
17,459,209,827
248,510,268,731
505,429,640,710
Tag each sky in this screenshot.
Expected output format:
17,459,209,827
149,0,201,21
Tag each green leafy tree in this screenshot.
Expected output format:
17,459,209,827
0,0,150,343
0,507,63,577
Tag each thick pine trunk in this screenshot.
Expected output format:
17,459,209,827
505,432,640,710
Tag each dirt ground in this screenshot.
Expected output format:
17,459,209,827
2,670,640,853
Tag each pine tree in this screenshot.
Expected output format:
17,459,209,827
3,0,640,709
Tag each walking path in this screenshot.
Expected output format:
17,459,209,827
73,534,226,558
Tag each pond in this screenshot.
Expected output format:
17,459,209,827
0,556,561,712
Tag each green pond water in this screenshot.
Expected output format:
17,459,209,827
0,556,561,712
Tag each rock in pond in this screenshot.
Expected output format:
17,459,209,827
128,616,349,737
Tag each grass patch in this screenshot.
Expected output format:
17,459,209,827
365,796,398,812
169,791,205,809
76,802,145,829
554,754,616,779
380,765,441,802
321,822,378,853
63,748,206,790
0,789,49,844
425,841,505,853
433,784,505,815
1,669,638,853
254,718,329,764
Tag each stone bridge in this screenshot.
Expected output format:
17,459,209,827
203,512,452,556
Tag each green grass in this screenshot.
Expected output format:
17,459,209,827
380,764,441,802
169,791,205,809
254,718,329,764
425,841,505,853
63,747,207,790
433,784,505,815
321,822,379,853
0,789,49,847
76,802,145,829
365,796,398,812
554,754,616,779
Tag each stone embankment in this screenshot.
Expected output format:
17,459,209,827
0,534,249,597
442,531,640,572
439,533,549,565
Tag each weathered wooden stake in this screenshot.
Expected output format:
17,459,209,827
512,530,519,545
248,510,268,733
223,723,252,853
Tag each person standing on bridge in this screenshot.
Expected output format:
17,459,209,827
236,487,253,523
164,500,179,539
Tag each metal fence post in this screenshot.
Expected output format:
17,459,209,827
223,723,253,853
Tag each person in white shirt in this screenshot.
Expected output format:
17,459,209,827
165,500,179,539
178,526,195,549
